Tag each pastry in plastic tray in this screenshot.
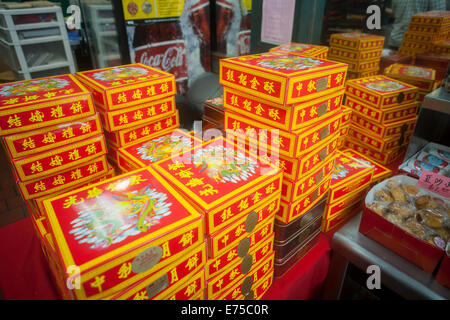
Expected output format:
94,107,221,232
400,142,450,178
366,175,449,249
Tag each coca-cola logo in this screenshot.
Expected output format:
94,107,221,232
135,44,187,77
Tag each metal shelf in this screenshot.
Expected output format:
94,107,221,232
421,87,450,115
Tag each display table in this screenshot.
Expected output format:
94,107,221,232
0,217,332,300
322,212,450,300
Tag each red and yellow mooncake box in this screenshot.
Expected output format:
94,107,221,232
346,69,379,81
277,175,331,224
321,199,362,232
407,23,450,34
222,86,344,132
341,105,352,127
110,241,206,300
3,113,102,159
41,167,204,300
433,40,450,54
219,51,348,105
269,42,329,59
117,128,203,171
18,155,109,200
328,46,382,62
281,155,334,203
350,113,417,140
74,64,176,111
160,268,206,300
345,95,419,125
328,150,374,204
345,59,380,73
329,33,385,51
341,148,392,185
347,125,412,153
343,137,404,165
103,111,179,148
207,232,274,299
400,40,433,54
10,134,107,182
98,96,176,132
409,10,450,26
403,31,446,43
0,75,96,136
383,64,436,91
152,137,282,235
224,110,341,158
208,196,278,258
346,75,419,109
324,185,368,220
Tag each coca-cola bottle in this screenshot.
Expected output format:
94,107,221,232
132,21,188,94
188,0,211,72
215,0,235,54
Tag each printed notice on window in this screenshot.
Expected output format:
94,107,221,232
261,0,295,45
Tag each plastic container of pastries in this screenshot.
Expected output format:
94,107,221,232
361,175,449,274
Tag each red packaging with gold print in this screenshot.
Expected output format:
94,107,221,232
346,69,379,81
41,167,204,300
340,105,352,127
409,10,450,26
328,151,374,203
325,185,367,219
383,64,436,91
329,33,384,51
222,86,344,132
343,137,405,165
3,114,102,159
103,111,179,148
0,75,96,136
161,268,206,300
328,46,382,62
152,137,282,235
344,59,380,73
18,155,109,200
269,42,329,59
110,242,206,300
74,64,176,111
117,128,203,171
345,75,419,109
219,52,348,105
224,110,341,158
345,96,419,125
347,125,412,153
350,113,417,140
433,40,450,54
322,200,362,232
11,135,107,182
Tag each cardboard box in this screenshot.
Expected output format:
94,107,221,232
400,40,433,54
433,40,450,54
18,155,110,200
407,23,450,34
269,42,329,59
160,268,206,300
409,10,450,26
41,167,204,299
347,125,412,153
11,135,107,182
98,96,176,132
345,75,419,109
350,113,417,140
117,128,202,171
206,228,274,281
346,69,379,80
208,195,278,258
3,114,102,160
222,86,344,132
340,105,352,127
204,96,224,123
343,137,406,165
344,59,380,73
321,200,362,232
110,242,206,300
219,52,348,105
224,110,341,158
216,252,274,300
152,137,282,235
329,33,385,51
281,155,334,203
403,31,447,43
0,75,96,136
383,64,436,91
328,150,374,203
103,111,179,148
328,46,382,62
277,175,331,224
324,185,367,219
345,95,419,125
74,64,176,111
341,148,392,185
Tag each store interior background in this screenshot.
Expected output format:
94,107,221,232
0,0,449,300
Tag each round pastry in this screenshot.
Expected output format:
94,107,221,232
391,188,406,203
403,185,419,196
388,202,413,219
400,220,426,238
375,189,393,202
415,195,433,210
386,214,403,225
386,179,401,190
418,209,445,228
367,202,384,215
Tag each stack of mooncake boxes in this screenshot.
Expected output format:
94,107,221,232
0,75,114,219
151,136,283,300
38,167,206,300
217,51,348,277
336,105,352,150
327,33,385,81
269,42,329,59
399,11,450,57
383,63,439,101
343,75,420,165
73,63,179,172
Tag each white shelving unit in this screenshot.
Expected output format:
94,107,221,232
0,5,76,80
82,1,120,69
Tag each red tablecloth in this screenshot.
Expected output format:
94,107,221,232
0,217,331,300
